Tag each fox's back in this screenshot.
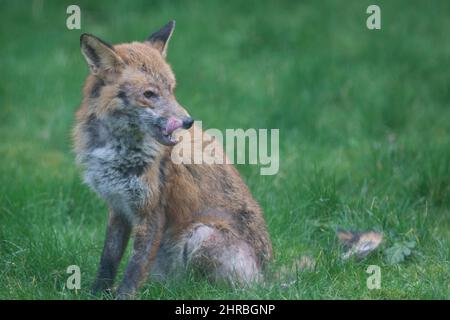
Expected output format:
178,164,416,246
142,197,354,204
156,142,272,263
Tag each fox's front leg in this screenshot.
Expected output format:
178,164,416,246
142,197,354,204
92,211,131,295
116,212,165,299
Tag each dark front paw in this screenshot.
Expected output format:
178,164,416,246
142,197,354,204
91,278,114,297
116,284,136,300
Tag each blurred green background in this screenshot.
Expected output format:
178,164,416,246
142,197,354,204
0,0,449,299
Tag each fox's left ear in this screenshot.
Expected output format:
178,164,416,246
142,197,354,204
146,20,175,58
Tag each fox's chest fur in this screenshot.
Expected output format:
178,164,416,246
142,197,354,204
79,122,159,220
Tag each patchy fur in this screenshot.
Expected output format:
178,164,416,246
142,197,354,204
73,21,272,298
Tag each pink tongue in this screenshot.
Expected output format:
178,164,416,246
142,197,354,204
165,117,183,135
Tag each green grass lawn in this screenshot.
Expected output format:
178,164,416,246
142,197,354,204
0,0,449,299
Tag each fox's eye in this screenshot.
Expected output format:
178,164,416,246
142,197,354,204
143,90,157,99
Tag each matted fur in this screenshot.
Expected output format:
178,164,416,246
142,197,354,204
73,21,272,298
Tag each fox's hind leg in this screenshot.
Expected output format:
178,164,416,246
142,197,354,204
181,222,261,285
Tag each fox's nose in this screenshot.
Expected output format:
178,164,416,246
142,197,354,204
182,117,194,129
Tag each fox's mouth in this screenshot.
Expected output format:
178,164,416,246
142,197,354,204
154,117,184,146
158,128,179,146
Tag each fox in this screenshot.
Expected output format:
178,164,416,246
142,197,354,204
73,21,272,299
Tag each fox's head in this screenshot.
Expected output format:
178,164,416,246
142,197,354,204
80,21,193,146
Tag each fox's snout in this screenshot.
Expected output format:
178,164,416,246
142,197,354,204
182,117,194,129
163,116,194,135
151,114,194,146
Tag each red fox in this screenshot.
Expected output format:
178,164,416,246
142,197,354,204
73,21,272,298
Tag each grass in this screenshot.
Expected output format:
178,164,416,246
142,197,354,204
0,0,449,299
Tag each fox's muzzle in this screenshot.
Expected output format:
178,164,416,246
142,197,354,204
182,117,194,129
164,116,193,135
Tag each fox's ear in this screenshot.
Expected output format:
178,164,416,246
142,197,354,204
146,20,175,58
80,34,124,75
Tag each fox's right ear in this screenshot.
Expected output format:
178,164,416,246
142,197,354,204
80,34,124,75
